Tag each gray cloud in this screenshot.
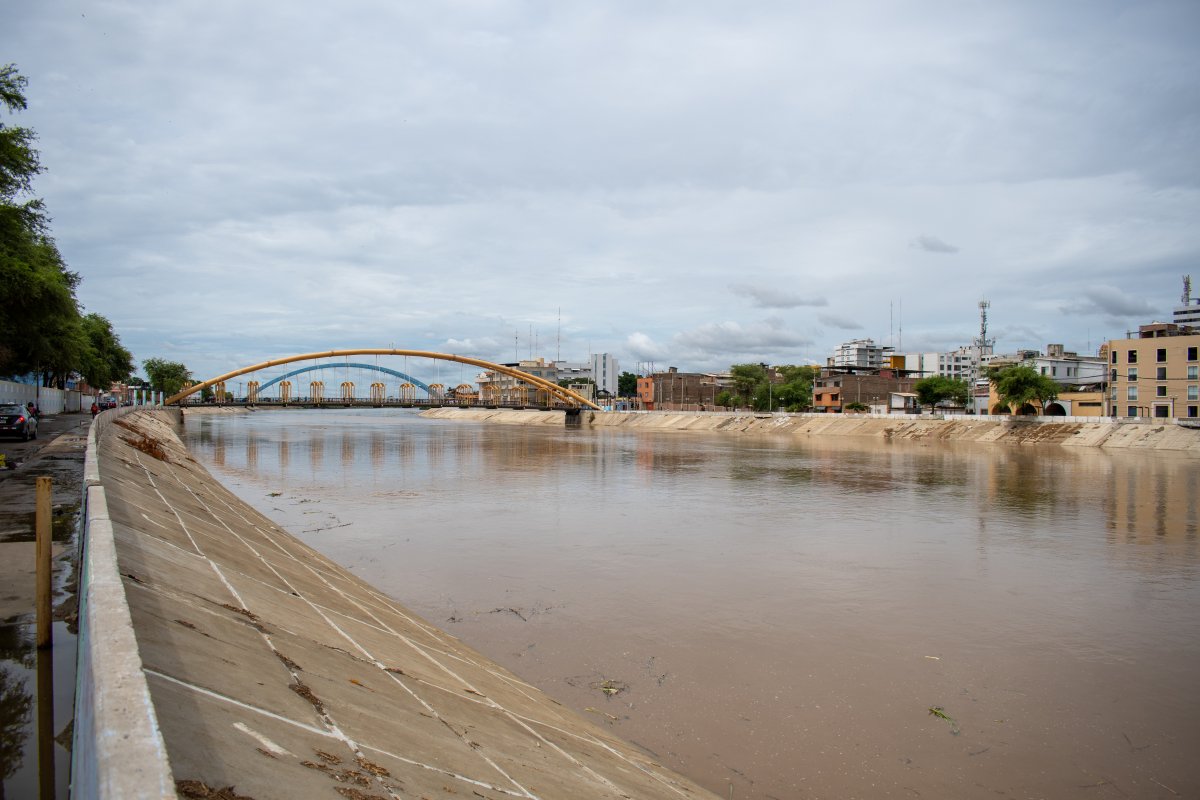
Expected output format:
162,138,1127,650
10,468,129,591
673,319,811,355
818,314,864,331
730,284,828,309
3,2,1198,378
910,235,960,254
1059,286,1159,318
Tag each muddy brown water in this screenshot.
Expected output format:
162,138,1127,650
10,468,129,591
184,409,1200,800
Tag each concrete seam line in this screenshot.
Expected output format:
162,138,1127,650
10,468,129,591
73,480,176,798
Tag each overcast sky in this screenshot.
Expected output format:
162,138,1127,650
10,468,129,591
5,1,1199,381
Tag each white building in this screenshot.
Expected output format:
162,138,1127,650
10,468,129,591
895,345,995,384
590,353,619,396
1174,275,1200,326
830,339,893,369
988,344,1107,387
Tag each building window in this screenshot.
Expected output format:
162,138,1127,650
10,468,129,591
1040,366,1047,375
1157,348,1167,363
1128,350,1138,364
1190,406,1198,418
1190,347,1198,361
1154,405,1170,418
1051,366,1058,376
1157,385,1167,397
1111,369,1118,382
1127,386,1138,400
1127,406,1138,417
1189,365,1198,381
1111,350,1117,364
1128,368,1137,381
1157,366,1167,381
1190,385,1199,401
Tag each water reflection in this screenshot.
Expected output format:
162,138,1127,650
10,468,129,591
0,625,32,789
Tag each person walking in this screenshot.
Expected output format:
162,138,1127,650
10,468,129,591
91,401,99,419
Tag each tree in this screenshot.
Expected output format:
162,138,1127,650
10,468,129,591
913,375,970,412
143,358,192,397
617,371,638,397
726,362,816,412
0,64,88,382
990,365,1059,414
773,365,818,412
730,363,767,401
79,313,134,389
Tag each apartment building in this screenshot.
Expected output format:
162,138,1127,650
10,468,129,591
893,345,994,384
1107,323,1200,419
830,339,893,369
590,353,619,396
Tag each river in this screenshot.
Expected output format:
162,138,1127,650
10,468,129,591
183,408,1200,799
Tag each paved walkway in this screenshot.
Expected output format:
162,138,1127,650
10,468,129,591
97,410,719,799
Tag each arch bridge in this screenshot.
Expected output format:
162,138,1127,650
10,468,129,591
165,349,600,410
254,362,435,396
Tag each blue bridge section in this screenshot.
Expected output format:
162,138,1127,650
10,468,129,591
255,362,434,395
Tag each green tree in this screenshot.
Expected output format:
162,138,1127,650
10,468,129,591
730,363,767,402
0,64,87,382
617,371,638,397
143,358,192,397
773,365,817,411
990,365,1059,414
913,375,970,412
79,313,134,389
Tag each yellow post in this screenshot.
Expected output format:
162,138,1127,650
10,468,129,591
36,476,52,649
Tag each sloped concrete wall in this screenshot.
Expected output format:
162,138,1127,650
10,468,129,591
421,408,1200,451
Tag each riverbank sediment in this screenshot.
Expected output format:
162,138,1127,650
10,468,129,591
420,407,1200,451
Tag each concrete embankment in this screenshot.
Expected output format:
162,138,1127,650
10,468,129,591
420,408,1200,451
76,408,719,799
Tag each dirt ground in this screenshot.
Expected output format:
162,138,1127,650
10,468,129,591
0,412,91,622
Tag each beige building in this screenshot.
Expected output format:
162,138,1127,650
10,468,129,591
1107,323,1200,419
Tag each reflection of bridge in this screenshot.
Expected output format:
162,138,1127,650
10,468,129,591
165,349,601,411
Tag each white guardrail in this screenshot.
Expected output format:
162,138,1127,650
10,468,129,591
72,407,176,799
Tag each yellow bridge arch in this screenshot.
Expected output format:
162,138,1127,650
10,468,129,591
164,349,601,410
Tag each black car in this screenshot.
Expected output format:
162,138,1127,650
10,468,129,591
0,404,38,440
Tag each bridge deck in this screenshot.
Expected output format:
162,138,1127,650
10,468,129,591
89,410,715,799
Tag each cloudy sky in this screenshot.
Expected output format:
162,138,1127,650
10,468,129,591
5,1,1199,381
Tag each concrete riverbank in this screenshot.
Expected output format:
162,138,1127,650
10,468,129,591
420,408,1200,451
76,408,719,799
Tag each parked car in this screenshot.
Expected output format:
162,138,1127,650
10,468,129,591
0,404,38,440
98,397,118,410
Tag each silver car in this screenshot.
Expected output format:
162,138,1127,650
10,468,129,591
0,404,38,440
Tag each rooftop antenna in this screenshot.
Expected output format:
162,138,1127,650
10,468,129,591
514,330,518,362
557,307,561,363
898,297,903,351
1184,275,1193,306
528,324,533,359
976,299,993,348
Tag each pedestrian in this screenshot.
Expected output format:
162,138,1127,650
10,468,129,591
91,401,99,418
